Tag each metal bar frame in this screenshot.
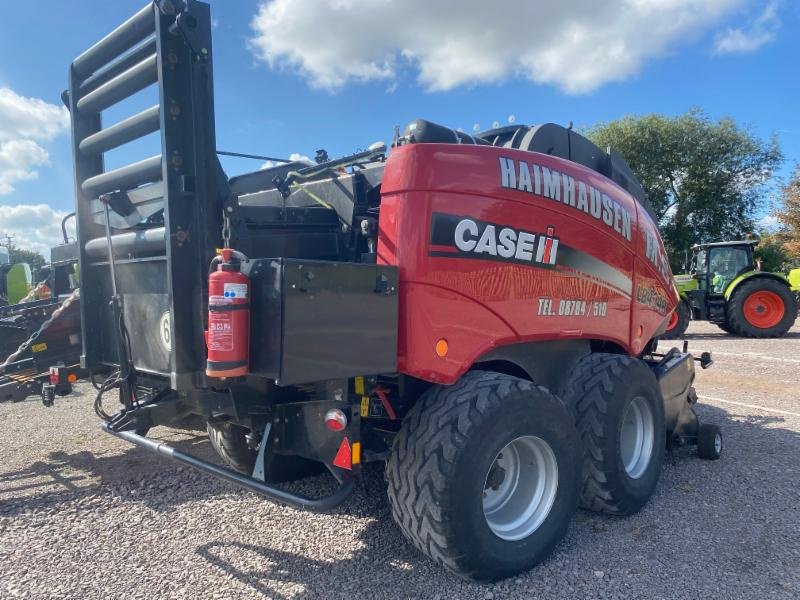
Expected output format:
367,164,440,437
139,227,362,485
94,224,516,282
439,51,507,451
102,424,355,511
68,1,224,388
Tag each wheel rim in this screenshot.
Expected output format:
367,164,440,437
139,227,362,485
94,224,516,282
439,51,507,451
482,435,559,541
666,309,679,331
619,396,655,479
714,433,722,454
743,290,785,328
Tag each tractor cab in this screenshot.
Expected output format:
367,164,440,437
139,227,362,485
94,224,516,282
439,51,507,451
692,241,757,295
684,240,758,322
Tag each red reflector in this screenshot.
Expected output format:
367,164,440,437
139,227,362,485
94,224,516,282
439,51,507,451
332,437,352,470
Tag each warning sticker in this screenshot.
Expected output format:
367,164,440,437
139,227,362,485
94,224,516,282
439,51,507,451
223,283,248,299
208,313,233,351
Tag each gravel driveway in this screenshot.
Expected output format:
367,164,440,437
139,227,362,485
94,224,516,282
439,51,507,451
1,320,798,599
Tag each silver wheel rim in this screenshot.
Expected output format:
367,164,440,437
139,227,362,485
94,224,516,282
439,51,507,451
714,433,722,454
482,435,559,541
620,396,655,479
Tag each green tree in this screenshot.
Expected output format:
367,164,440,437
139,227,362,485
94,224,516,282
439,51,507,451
754,231,791,272
776,166,800,262
8,246,46,272
585,109,783,270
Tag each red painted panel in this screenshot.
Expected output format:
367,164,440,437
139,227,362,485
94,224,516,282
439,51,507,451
378,143,677,384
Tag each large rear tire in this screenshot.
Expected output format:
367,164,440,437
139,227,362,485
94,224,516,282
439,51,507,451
561,353,665,516
725,278,797,338
662,300,690,339
207,421,323,482
386,371,580,581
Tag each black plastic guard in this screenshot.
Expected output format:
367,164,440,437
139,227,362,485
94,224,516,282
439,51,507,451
649,350,699,442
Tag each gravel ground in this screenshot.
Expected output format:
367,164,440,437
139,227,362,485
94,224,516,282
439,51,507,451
1,320,798,599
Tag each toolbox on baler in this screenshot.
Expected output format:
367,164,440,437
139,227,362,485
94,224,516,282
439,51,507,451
244,259,398,385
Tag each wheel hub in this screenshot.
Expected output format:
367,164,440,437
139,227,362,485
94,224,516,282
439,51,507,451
619,396,655,479
743,290,784,329
482,435,559,541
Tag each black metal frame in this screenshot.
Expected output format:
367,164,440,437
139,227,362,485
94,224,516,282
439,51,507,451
68,1,223,389
102,423,355,511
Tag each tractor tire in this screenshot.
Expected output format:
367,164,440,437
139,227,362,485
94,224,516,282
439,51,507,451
726,278,797,338
561,353,666,516
662,300,690,339
386,371,580,581
207,421,323,482
715,320,735,334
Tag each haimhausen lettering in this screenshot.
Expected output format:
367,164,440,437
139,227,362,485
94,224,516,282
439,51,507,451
499,156,632,242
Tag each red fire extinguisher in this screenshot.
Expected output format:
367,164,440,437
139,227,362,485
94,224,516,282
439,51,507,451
206,248,249,378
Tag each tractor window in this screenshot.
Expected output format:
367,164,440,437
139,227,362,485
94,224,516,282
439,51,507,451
708,247,751,293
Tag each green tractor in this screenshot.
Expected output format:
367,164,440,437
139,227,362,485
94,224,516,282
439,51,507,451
663,240,799,339
0,247,33,306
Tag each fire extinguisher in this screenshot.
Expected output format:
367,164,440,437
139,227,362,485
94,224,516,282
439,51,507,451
206,248,249,378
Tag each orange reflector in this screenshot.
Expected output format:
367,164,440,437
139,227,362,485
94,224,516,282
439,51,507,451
435,338,448,357
333,437,352,470
351,441,361,465
637,325,644,338
67,374,78,383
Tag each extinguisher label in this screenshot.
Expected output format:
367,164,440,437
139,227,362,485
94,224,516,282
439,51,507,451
208,313,234,351
223,283,248,299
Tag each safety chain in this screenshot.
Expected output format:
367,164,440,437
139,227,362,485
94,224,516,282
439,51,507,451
0,287,81,373
221,211,231,248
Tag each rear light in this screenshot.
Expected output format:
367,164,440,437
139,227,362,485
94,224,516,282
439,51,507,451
324,409,348,432
49,367,59,385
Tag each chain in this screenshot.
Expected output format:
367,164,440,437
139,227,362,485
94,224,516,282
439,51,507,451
0,287,81,373
221,211,231,248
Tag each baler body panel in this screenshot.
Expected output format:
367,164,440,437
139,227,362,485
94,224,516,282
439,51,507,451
379,144,677,384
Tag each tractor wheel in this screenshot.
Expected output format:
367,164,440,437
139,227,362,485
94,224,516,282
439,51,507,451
726,278,797,338
207,421,322,482
661,300,690,339
715,321,735,334
386,371,580,581
561,353,666,516
697,423,722,460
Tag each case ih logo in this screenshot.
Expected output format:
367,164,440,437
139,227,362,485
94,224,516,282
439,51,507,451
429,213,559,267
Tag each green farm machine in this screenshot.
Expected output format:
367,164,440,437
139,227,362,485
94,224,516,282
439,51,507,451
663,240,799,339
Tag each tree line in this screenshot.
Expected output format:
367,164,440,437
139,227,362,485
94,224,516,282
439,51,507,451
585,109,797,272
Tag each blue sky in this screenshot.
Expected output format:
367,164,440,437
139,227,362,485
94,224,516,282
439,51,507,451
0,0,796,255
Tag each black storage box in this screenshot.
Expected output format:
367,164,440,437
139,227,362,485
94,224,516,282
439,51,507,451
244,259,398,385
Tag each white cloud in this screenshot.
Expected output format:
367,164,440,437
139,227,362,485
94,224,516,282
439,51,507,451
756,214,780,231
250,0,744,94
714,1,780,55
0,204,75,258
0,87,69,195
260,152,313,170
0,140,50,195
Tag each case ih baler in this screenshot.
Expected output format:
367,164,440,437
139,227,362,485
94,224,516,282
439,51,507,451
66,1,720,580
